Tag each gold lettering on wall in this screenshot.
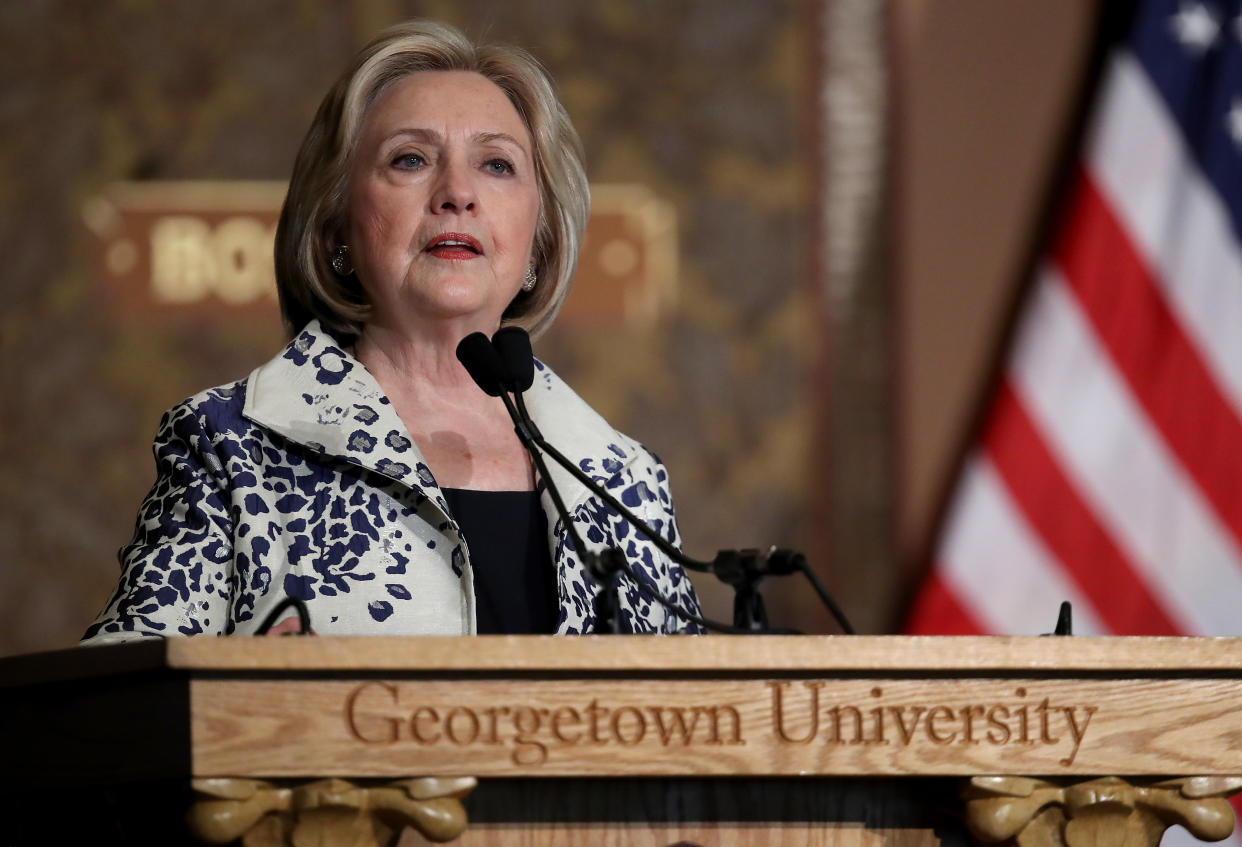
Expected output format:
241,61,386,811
83,181,678,323
149,215,278,304
83,182,286,315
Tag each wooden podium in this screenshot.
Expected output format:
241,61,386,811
3,635,1242,846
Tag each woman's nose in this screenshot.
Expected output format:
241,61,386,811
431,159,477,213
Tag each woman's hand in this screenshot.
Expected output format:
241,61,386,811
264,616,315,636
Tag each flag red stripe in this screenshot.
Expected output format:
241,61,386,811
1054,170,1242,553
984,378,1181,634
903,570,986,634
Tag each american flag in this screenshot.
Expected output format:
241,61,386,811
908,0,1242,638
905,1,1242,840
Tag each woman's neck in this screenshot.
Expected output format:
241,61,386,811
352,321,534,491
355,320,489,400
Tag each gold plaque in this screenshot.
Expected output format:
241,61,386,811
84,181,678,326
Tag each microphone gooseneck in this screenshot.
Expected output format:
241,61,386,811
509,382,853,634
455,332,627,632
498,358,742,633
462,328,855,635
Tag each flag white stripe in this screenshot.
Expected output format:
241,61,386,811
1010,267,1242,635
1087,54,1242,419
1090,56,1242,847
937,455,1105,636
919,31,1242,847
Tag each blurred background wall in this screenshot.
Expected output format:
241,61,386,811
0,0,1101,656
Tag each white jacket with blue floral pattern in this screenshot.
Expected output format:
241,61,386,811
82,321,703,643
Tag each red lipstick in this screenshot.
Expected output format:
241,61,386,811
424,232,483,260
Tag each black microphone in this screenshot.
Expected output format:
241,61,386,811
492,326,535,391
491,327,856,635
488,329,852,634
455,332,628,632
456,332,507,396
488,334,738,633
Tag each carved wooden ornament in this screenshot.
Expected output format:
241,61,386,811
187,775,476,846
964,775,1242,847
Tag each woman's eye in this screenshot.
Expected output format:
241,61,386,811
485,158,515,175
392,153,425,169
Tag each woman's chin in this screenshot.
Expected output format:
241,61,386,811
394,289,510,330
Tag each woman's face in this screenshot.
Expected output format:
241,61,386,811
345,71,540,336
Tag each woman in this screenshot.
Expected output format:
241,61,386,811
82,20,702,643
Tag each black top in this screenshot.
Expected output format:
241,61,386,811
442,487,558,634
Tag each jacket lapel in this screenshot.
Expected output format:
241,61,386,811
242,321,456,530
243,322,656,635
522,360,656,634
523,360,649,509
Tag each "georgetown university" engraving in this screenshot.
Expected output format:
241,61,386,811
345,682,745,765
768,683,1097,766
343,681,1098,767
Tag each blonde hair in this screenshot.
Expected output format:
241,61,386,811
275,19,589,340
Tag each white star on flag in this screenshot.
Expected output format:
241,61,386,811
1170,1,1221,51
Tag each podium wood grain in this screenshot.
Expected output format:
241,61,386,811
189,675,1241,777
3,635,1241,847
